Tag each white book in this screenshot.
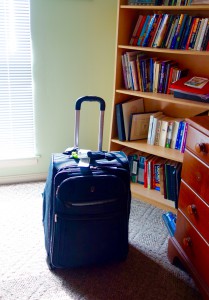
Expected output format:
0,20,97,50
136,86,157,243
159,117,174,148
194,19,204,51
197,18,208,51
150,114,165,145
147,111,163,144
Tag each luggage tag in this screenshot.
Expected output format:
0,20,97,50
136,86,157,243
77,149,90,168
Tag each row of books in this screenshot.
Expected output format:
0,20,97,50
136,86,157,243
115,98,189,153
125,148,182,207
122,50,188,92
130,13,209,51
128,0,193,5
147,112,188,153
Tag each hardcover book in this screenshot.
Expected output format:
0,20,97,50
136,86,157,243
128,112,152,141
122,98,145,140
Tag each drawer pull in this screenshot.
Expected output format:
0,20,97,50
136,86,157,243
187,204,197,215
195,143,207,153
183,237,192,248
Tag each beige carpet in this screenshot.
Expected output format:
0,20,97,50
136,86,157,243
0,182,202,300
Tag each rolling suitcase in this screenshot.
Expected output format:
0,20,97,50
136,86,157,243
42,96,131,270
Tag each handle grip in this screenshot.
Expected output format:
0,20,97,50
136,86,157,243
75,96,106,111
74,96,105,151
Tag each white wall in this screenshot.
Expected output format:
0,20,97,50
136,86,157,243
0,0,118,179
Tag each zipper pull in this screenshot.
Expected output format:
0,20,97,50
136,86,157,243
54,214,57,223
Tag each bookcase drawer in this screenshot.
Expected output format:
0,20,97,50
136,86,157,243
178,181,209,242
175,212,209,287
181,150,209,205
186,125,209,166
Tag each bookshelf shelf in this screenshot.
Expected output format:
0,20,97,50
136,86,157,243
116,89,209,109
109,0,209,211
118,45,209,56
121,5,209,11
111,138,184,162
131,182,176,212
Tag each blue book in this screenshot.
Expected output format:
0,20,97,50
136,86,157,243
162,212,177,237
174,14,188,49
175,121,184,150
142,14,157,47
180,16,194,50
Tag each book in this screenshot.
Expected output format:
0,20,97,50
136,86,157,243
137,153,152,185
147,111,163,144
130,153,139,183
137,15,152,46
165,119,175,148
130,15,144,45
122,98,145,140
133,15,147,46
128,112,153,141
115,103,126,141
170,119,184,149
153,14,169,48
153,157,166,191
142,14,158,47
154,115,167,146
184,76,209,89
144,155,154,188
170,75,209,102
175,120,185,150
159,117,174,148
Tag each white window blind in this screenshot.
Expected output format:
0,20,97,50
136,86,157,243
0,0,35,160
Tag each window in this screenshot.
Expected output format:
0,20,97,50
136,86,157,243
0,0,35,160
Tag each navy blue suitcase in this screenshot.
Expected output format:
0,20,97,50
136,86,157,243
42,96,131,270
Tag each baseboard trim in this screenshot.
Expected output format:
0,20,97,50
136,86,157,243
0,173,47,185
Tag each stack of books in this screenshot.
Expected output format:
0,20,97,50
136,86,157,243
121,51,188,92
170,75,209,102
129,13,209,51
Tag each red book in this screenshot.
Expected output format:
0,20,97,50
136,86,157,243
133,15,147,46
170,75,209,96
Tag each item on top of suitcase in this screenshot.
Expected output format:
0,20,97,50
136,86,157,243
42,96,131,270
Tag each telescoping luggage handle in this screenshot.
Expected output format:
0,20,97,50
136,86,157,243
74,96,106,152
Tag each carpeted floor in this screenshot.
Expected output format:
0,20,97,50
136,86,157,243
0,182,202,300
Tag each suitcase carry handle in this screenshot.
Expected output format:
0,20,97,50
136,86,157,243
74,96,106,151
75,96,105,111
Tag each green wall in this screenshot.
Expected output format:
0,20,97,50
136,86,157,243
1,0,117,178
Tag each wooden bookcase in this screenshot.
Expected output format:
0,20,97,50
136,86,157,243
109,0,209,212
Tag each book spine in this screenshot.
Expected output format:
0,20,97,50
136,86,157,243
116,104,126,141
197,18,209,51
142,14,157,47
165,121,174,148
175,121,184,150
170,14,185,49
137,15,151,46
130,15,143,45
188,17,200,50
137,156,145,184
121,54,129,90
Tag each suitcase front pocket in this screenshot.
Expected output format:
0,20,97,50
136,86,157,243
56,174,128,215
51,212,128,268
